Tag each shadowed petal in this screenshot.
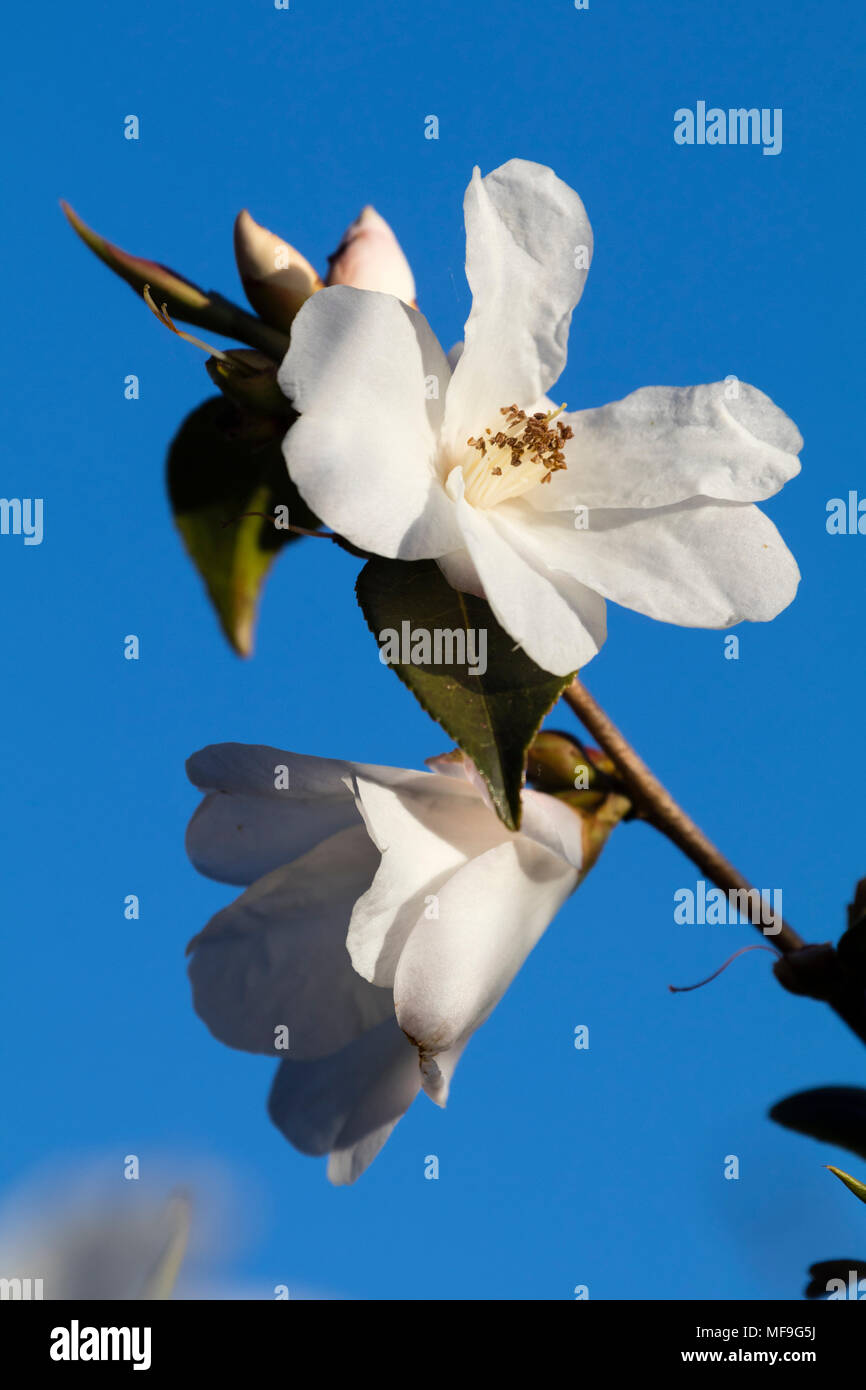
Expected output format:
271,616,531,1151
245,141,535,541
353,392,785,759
280,286,460,558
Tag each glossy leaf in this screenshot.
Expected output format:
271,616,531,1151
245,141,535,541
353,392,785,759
356,557,574,830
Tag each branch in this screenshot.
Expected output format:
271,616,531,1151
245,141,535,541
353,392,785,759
562,676,866,1048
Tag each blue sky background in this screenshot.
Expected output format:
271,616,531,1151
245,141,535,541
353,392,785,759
2,0,865,1299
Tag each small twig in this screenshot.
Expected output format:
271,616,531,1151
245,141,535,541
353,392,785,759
563,676,803,951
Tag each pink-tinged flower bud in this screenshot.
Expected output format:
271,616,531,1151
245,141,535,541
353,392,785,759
234,209,323,332
325,206,416,305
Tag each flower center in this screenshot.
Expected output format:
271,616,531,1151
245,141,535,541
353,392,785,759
458,403,573,509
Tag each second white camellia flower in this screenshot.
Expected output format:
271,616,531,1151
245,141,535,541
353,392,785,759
185,744,585,1183
278,158,802,676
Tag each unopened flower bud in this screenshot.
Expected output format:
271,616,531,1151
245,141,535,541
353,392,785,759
526,730,608,795
326,205,416,306
234,209,322,332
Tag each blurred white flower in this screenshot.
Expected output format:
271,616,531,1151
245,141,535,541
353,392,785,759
0,1180,190,1300
0,1157,307,1300
279,157,802,676
185,744,584,1183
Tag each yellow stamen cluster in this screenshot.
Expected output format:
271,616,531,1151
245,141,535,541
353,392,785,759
461,404,573,508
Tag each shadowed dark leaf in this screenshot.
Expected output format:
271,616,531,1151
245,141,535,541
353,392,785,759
167,398,317,656
805,1259,866,1299
837,877,866,985
769,1086,866,1161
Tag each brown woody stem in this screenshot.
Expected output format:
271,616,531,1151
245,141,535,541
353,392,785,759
562,676,866,1047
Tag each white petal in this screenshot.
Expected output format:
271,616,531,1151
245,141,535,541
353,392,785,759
424,751,494,808
267,1017,421,1182
187,743,361,796
187,826,393,1059
502,496,800,626
531,382,803,512
549,496,795,626
419,1037,468,1107
448,469,607,676
394,838,578,1056
443,159,592,450
186,747,358,885
279,285,461,558
436,545,484,596
326,1124,399,1186
186,744,413,886
420,759,583,868
347,771,510,988
519,788,585,870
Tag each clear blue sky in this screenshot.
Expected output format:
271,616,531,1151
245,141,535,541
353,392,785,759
3,0,865,1299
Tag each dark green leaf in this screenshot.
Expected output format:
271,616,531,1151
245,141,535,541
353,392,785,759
769,1087,866,1161
167,398,317,656
355,557,573,830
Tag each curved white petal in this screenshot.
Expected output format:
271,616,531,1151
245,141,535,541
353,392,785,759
530,382,803,512
185,744,410,886
436,545,485,597
448,469,607,676
423,750,479,784
394,838,578,1057
347,771,510,988
267,1017,421,1182
420,758,584,870
503,496,800,627
326,1124,400,1186
279,285,461,558
519,788,585,871
187,742,363,800
423,751,494,808
443,159,593,450
187,826,393,1059
419,1036,469,1107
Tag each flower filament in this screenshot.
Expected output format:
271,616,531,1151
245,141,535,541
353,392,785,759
460,404,573,508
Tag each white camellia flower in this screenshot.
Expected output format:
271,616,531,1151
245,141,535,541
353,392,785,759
278,158,802,676
185,743,585,1183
